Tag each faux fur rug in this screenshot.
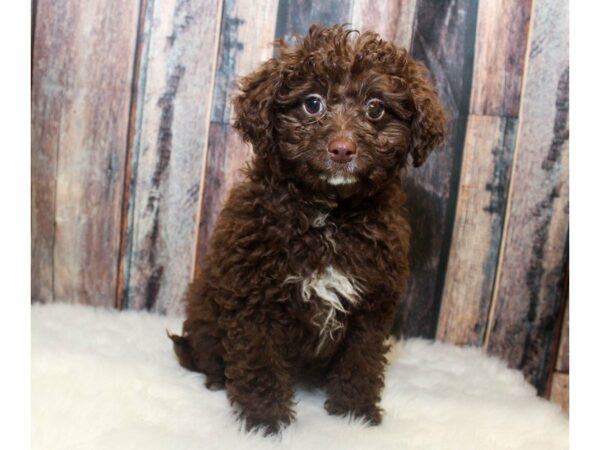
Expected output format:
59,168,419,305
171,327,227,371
32,303,568,450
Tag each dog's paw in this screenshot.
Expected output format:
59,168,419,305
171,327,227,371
204,377,225,391
243,412,294,436
324,399,383,426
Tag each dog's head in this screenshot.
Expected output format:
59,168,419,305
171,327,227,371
233,24,447,198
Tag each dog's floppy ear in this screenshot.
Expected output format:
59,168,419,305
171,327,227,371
232,58,282,155
405,58,447,167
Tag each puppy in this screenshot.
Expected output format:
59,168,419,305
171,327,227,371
170,24,446,434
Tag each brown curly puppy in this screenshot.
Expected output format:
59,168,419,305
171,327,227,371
169,24,446,434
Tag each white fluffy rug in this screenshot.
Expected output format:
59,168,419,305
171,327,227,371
32,303,568,450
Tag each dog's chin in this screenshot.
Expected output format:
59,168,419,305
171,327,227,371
314,172,363,199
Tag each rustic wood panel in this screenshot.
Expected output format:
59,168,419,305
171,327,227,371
470,0,532,116
549,372,569,413
31,0,59,304
350,0,417,50
121,0,223,314
275,0,353,42
194,0,279,272
436,0,532,345
32,0,140,305
556,299,569,373
485,0,569,393
394,0,479,338
437,115,517,344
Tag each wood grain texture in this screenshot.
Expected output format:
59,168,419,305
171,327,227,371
275,0,353,41
32,0,140,305
31,0,59,303
350,0,417,50
485,0,569,393
195,0,279,273
121,0,223,313
470,0,532,117
393,0,479,338
436,0,532,345
437,115,517,344
556,300,569,373
549,372,569,413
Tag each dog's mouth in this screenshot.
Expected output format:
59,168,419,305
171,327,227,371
320,159,361,186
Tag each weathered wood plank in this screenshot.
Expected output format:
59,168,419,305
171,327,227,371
194,0,280,273
350,0,417,50
115,0,150,311
275,0,353,41
470,0,532,116
32,0,140,305
556,299,569,373
436,0,532,345
437,115,517,344
394,0,479,338
31,0,60,303
121,0,223,314
549,372,569,413
485,0,569,393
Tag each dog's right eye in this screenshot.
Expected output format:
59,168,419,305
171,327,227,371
303,95,325,116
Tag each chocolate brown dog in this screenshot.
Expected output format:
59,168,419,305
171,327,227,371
170,24,446,434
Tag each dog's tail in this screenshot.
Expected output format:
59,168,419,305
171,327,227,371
167,331,198,372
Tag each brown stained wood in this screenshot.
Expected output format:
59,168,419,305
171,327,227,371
549,372,569,413
470,0,532,117
115,0,149,311
394,0,479,339
437,115,516,345
32,0,139,306
350,0,417,50
31,0,60,303
194,0,279,274
556,300,569,373
485,0,569,393
122,0,223,314
436,0,531,345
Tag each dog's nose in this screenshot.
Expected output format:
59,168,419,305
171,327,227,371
327,139,357,163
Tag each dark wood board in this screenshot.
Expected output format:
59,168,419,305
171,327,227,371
437,0,532,345
393,0,479,339
556,299,569,373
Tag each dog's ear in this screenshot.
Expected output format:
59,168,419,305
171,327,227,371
232,58,282,155
405,58,447,167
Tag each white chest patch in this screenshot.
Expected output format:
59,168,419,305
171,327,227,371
295,266,362,353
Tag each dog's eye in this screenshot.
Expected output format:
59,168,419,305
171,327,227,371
303,94,325,116
366,99,385,121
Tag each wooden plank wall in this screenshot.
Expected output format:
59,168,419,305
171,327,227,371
31,0,569,398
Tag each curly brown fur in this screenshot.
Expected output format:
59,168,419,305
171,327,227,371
170,24,447,435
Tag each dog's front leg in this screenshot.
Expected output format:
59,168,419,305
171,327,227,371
324,319,389,425
222,320,295,434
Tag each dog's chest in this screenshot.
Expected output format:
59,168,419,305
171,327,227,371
286,212,363,354
292,265,361,354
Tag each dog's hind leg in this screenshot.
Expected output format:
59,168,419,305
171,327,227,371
169,319,226,391
169,279,226,391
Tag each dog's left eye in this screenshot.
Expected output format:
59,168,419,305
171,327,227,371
366,99,385,121
303,94,325,116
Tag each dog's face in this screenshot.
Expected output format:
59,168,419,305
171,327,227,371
234,25,446,198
